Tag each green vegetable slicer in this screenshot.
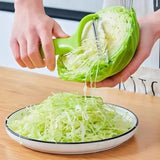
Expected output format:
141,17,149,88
40,13,99,57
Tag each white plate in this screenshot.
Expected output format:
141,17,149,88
5,104,138,154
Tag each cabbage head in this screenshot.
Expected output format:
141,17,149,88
57,6,139,82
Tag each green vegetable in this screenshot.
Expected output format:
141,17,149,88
57,6,139,82
9,92,133,142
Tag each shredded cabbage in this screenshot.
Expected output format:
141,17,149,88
9,92,133,142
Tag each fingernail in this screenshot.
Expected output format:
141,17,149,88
48,65,55,71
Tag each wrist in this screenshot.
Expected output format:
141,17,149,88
150,9,160,41
15,0,45,14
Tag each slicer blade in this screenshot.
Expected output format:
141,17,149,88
92,20,101,53
92,20,108,62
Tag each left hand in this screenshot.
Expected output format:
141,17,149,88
88,11,160,88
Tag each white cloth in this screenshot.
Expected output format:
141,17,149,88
114,67,160,97
102,0,154,18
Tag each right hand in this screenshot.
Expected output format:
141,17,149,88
10,0,68,71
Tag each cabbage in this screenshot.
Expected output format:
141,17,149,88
9,92,133,142
57,6,139,82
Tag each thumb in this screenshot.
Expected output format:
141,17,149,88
52,21,69,38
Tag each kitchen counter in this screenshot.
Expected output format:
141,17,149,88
0,67,160,160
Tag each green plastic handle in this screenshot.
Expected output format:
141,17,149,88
40,13,99,57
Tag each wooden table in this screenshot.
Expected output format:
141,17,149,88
0,67,160,160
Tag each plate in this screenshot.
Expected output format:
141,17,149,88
5,104,138,154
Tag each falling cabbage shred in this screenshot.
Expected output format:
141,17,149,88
9,92,133,142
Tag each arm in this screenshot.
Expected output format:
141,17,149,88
91,9,160,87
10,0,68,70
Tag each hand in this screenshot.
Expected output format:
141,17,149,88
88,10,160,87
10,0,68,71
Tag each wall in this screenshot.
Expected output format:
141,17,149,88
0,0,104,12
43,0,103,12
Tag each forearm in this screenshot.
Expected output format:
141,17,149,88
150,9,160,41
14,0,45,14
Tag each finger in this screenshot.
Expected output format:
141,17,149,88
88,74,121,88
18,38,35,69
27,33,45,68
10,38,26,67
93,45,151,88
40,30,55,71
121,40,152,82
52,21,69,38
94,53,144,88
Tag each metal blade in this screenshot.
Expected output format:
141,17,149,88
92,20,101,53
92,20,108,62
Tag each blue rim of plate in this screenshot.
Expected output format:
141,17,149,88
5,104,138,144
